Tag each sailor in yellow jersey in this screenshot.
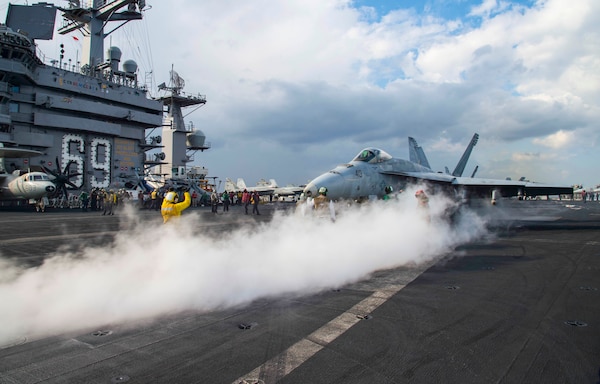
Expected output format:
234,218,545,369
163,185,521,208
161,188,191,223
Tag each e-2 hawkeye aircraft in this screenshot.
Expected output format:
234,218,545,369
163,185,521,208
0,146,56,201
303,134,573,203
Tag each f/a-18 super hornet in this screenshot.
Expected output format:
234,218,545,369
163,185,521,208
224,178,277,196
303,134,573,203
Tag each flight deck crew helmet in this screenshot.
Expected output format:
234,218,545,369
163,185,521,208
385,186,393,194
318,187,328,195
165,191,177,203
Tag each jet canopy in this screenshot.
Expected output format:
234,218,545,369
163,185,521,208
352,148,392,164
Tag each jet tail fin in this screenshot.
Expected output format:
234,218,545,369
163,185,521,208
237,178,247,190
408,137,431,169
452,133,479,177
470,165,479,178
225,178,237,192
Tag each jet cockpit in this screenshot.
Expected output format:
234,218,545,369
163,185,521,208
352,148,392,164
23,173,52,182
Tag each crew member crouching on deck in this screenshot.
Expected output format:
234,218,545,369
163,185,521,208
314,186,336,222
161,187,191,223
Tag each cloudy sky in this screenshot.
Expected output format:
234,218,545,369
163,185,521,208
11,0,600,188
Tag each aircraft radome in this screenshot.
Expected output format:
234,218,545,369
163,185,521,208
303,134,573,204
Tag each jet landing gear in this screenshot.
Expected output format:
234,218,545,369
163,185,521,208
35,198,46,212
491,190,498,205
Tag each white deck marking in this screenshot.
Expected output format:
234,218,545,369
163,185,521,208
233,283,410,383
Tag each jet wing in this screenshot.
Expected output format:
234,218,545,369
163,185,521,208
255,188,275,196
381,171,573,197
240,187,276,196
382,171,457,183
451,176,573,197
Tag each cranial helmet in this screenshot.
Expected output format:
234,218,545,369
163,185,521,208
165,191,176,203
318,186,328,195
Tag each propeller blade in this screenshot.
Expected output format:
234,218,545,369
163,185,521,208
55,156,61,173
66,181,80,189
42,166,59,176
63,160,75,175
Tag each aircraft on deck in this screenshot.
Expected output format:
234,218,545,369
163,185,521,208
303,134,573,203
224,178,276,196
0,146,56,201
273,182,305,199
225,178,304,199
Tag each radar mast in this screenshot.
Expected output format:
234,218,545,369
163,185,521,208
57,0,146,70
156,68,209,180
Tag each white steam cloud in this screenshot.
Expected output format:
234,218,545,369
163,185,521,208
0,187,488,345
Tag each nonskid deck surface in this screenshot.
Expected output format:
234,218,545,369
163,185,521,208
0,200,599,383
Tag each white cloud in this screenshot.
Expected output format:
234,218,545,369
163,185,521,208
468,0,510,18
532,130,575,149
512,151,556,161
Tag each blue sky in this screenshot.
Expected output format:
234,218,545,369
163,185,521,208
354,0,536,25
355,0,475,21
6,0,600,189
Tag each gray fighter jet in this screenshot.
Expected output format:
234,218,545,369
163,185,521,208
303,134,573,203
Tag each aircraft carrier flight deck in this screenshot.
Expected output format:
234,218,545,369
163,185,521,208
0,200,599,384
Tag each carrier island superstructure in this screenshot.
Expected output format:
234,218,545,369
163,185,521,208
0,0,209,201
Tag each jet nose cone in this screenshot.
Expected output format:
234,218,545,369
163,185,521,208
304,171,345,200
46,185,56,193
